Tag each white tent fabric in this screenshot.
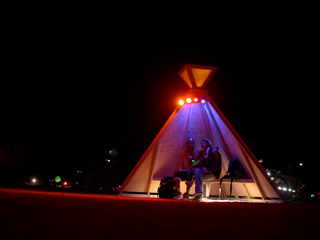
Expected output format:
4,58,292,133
119,65,285,203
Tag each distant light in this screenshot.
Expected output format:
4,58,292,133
109,149,118,157
64,181,67,186
299,163,303,166
32,178,36,183
283,188,287,191
258,159,263,163
201,99,206,103
179,99,185,105
193,98,198,102
267,172,271,176
106,159,111,162
186,98,192,103
55,176,61,183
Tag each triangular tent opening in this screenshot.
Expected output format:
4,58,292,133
178,64,217,89
119,64,285,203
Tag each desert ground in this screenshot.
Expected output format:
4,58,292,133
0,187,319,239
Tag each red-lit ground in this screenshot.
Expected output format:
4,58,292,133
0,187,319,239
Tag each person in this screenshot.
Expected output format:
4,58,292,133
172,138,201,200
192,139,221,201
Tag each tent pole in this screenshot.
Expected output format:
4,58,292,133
177,104,192,170
146,143,159,196
201,102,214,143
119,108,179,194
202,103,228,173
239,145,267,200
205,102,233,160
207,96,285,202
208,97,284,200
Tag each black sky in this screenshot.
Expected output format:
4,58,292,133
1,13,318,186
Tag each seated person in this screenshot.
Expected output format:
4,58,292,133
172,138,201,200
193,138,221,201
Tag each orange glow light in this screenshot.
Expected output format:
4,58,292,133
193,98,198,102
179,99,185,106
186,98,192,103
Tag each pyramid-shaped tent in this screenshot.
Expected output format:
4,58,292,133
119,64,285,203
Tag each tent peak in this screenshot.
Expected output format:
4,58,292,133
177,64,218,89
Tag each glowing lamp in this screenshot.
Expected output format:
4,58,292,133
109,149,118,157
55,176,61,183
179,99,184,105
201,99,206,103
193,98,198,102
32,178,36,183
186,98,192,103
191,159,198,165
64,181,67,186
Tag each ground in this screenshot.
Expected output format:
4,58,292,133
0,187,319,239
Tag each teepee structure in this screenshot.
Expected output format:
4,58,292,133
119,64,285,203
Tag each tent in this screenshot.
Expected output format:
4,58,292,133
119,64,285,203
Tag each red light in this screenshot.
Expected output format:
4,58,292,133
193,98,198,102
186,98,192,103
179,99,184,105
64,182,67,186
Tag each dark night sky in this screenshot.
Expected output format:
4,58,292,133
1,13,318,186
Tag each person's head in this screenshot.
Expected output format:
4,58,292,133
201,139,212,150
186,138,195,151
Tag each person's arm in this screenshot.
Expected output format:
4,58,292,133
207,147,221,172
212,146,220,161
201,148,210,173
181,150,190,170
192,148,203,168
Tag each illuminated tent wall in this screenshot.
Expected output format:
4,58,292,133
119,64,285,203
